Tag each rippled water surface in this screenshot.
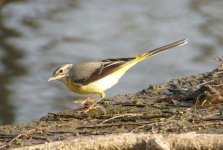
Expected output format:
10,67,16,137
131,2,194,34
0,0,222,124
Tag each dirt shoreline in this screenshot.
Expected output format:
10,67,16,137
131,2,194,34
0,58,222,149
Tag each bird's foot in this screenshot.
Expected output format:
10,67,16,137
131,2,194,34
78,98,103,113
73,95,95,105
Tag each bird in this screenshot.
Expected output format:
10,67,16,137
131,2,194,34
48,39,187,112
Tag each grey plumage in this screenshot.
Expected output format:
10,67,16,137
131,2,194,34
70,58,134,85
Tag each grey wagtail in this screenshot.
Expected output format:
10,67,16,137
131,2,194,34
48,39,187,112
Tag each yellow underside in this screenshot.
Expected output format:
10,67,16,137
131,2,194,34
67,62,137,97
66,53,148,97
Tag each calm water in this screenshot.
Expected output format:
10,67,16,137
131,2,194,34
0,0,222,125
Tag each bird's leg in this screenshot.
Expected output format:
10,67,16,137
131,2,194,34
82,92,105,113
83,98,103,113
73,95,95,105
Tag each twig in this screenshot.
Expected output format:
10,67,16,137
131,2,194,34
0,134,23,149
121,104,146,108
77,122,153,129
167,88,188,91
0,121,66,148
202,118,223,121
48,113,85,120
195,80,215,89
131,125,148,132
212,83,223,87
0,134,16,139
100,113,144,124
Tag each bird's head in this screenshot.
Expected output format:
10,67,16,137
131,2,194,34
48,64,73,83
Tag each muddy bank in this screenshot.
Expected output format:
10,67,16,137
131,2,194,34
0,58,222,149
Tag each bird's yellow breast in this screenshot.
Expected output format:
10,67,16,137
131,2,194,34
67,78,100,95
66,61,137,95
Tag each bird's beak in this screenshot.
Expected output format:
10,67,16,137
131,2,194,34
48,76,58,82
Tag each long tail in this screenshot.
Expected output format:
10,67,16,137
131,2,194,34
116,39,188,74
135,39,188,62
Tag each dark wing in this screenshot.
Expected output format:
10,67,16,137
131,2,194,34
71,57,134,85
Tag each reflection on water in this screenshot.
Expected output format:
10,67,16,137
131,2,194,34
0,17,26,124
0,0,222,125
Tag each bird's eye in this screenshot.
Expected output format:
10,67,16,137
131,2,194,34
59,70,63,73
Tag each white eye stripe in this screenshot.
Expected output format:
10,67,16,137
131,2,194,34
56,64,73,74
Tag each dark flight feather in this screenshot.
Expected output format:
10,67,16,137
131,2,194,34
71,58,134,85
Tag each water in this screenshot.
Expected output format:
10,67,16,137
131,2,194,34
0,0,222,125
